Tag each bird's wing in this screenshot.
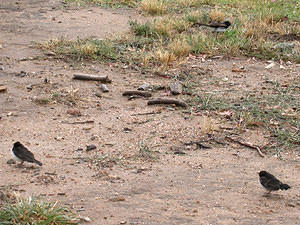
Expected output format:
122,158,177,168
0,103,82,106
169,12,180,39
14,146,35,162
265,177,281,189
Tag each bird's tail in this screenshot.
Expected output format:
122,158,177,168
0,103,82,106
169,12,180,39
34,160,43,166
280,183,291,190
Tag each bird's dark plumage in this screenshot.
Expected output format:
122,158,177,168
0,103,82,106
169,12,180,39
11,142,42,166
259,171,290,193
192,20,231,32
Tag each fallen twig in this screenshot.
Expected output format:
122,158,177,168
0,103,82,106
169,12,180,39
131,111,161,116
73,73,112,83
225,136,265,157
62,120,95,124
122,90,152,97
147,98,188,108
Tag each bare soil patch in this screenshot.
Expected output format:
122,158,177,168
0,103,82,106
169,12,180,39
0,1,299,224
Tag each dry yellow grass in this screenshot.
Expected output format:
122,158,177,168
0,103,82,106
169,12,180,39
140,0,167,15
209,9,225,22
153,48,176,66
169,37,191,58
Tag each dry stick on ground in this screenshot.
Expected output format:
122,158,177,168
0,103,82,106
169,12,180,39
122,90,152,97
225,136,265,157
147,98,188,108
73,73,112,83
131,111,162,116
62,120,95,124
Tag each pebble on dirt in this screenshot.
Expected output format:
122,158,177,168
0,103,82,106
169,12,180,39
15,71,27,77
0,85,7,92
67,108,81,116
170,81,182,95
6,159,16,164
86,144,97,151
100,84,109,92
137,83,151,91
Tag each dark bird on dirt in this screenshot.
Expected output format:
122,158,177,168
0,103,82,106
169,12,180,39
11,142,42,166
192,20,231,32
259,171,290,194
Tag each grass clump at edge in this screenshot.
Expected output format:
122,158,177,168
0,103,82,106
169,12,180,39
0,196,78,225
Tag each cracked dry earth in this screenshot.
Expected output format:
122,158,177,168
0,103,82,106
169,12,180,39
0,0,300,224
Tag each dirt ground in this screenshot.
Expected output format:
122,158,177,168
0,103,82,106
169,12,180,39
0,0,300,224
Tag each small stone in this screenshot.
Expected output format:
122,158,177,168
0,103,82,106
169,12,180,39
287,202,296,207
16,71,27,77
123,127,132,133
75,148,83,152
67,108,81,116
100,84,109,93
95,92,102,98
137,83,151,91
86,144,97,151
0,85,7,92
54,136,64,141
26,85,33,90
170,81,182,95
0,66,4,71
265,62,275,69
120,221,127,224
79,216,91,222
7,159,16,164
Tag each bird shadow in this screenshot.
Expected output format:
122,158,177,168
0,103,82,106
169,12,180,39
15,164,39,170
262,193,283,200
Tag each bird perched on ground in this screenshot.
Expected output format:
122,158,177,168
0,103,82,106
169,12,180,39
259,171,290,194
11,142,42,166
192,20,232,32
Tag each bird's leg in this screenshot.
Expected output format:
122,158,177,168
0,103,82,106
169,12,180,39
263,190,271,197
17,161,24,168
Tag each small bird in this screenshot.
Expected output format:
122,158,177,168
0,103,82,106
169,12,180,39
192,20,231,32
11,142,42,166
259,171,290,194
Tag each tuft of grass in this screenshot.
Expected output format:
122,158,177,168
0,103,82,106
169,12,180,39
33,97,51,105
39,38,118,61
92,153,124,168
0,196,78,225
140,0,167,15
136,140,159,161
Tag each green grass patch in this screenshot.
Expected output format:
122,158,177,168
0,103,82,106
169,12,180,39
41,0,300,69
39,38,119,61
0,196,78,225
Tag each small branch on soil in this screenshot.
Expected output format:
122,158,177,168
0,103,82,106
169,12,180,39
73,73,112,83
225,136,265,157
131,111,161,116
147,98,188,108
62,120,95,124
44,172,57,176
122,90,152,97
